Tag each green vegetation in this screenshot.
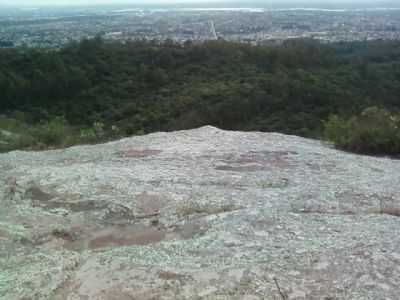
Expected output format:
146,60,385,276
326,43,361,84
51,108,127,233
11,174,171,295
1,38,400,154
324,107,400,155
0,115,111,152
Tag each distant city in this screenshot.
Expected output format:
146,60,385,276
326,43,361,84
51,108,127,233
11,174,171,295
1,4,400,48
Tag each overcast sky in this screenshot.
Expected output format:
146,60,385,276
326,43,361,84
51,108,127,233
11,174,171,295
2,0,219,5
0,0,392,7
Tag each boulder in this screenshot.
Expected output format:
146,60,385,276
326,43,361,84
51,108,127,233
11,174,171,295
0,126,400,299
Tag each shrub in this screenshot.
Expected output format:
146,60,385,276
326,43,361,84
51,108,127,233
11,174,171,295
0,116,23,133
324,107,400,155
79,121,106,143
0,116,35,152
32,116,70,146
0,116,116,152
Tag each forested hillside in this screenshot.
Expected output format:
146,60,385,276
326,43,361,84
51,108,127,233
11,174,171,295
1,38,400,153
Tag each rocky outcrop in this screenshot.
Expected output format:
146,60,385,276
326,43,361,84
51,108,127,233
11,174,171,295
1,126,400,299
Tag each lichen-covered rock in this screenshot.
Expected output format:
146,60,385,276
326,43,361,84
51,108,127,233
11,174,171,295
1,126,400,299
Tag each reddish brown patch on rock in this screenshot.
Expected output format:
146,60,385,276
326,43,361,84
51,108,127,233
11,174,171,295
96,184,115,194
158,271,188,281
118,149,162,158
0,229,9,240
334,192,399,215
215,165,265,172
135,192,166,216
101,289,141,300
33,197,106,212
61,157,79,165
216,151,296,172
179,222,204,239
26,186,54,201
88,226,166,250
376,207,400,217
306,161,336,172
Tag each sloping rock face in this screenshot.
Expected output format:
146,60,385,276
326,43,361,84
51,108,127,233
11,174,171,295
1,126,400,300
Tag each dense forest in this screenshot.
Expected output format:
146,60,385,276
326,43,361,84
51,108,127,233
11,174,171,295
1,38,400,154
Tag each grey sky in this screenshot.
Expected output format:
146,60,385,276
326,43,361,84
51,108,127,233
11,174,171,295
0,0,392,7
1,0,220,5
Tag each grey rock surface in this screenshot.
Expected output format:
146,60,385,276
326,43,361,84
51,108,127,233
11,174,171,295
1,126,400,300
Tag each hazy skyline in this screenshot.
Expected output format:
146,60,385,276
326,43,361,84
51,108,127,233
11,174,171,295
0,0,396,7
